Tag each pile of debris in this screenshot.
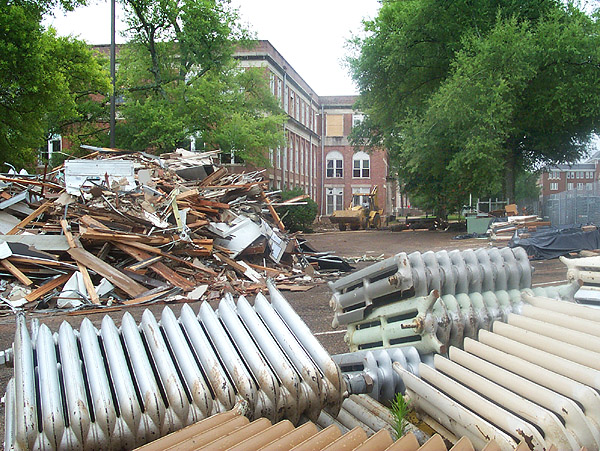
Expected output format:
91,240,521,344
488,214,550,243
0,148,328,312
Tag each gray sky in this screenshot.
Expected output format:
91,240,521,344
44,0,381,95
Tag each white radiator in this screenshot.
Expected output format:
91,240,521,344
395,294,600,450
4,281,344,450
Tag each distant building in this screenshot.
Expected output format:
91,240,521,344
540,152,600,196
234,41,397,217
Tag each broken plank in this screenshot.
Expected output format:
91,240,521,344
6,200,53,235
0,259,33,286
112,242,194,291
115,240,212,273
260,188,285,231
199,167,227,186
67,305,122,316
68,247,147,298
123,288,172,305
60,219,100,304
126,255,163,271
276,284,314,292
25,273,73,302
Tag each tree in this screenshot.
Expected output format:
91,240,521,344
349,0,600,216
1,0,110,167
115,0,286,163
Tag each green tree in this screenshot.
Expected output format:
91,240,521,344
115,0,286,162
1,0,110,167
349,0,600,217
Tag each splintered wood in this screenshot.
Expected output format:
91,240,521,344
0,150,308,312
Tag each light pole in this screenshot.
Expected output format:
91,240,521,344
109,0,116,148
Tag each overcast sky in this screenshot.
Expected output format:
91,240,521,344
44,0,381,95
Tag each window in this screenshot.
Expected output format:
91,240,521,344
549,171,560,180
220,149,243,164
326,187,344,215
352,187,371,207
300,101,305,124
295,96,300,121
353,151,370,178
276,147,281,169
551,182,559,190
567,183,574,190
352,114,364,128
277,78,282,103
300,141,304,175
269,148,274,165
289,138,294,173
578,183,584,190
285,86,289,113
326,151,343,178
289,90,294,116
587,171,593,179
294,139,299,173
587,183,593,191
269,73,275,95
568,171,574,179
41,135,61,162
326,114,344,136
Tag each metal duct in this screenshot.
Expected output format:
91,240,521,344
394,294,600,450
3,281,344,450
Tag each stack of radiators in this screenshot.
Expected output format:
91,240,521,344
4,281,344,450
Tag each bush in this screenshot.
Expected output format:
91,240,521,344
276,188,318,232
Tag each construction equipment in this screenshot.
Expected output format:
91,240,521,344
330,186,383,231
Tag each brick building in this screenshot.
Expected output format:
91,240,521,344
540,152,600,196
234,40,396,217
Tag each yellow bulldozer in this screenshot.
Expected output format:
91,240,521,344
330,186,383,231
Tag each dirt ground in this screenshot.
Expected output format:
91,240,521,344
0,229,568,445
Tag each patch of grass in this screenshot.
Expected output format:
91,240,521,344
390,392,411,440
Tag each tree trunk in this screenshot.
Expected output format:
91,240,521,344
505,151,516,203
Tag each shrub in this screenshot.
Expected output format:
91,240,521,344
276,188,318,232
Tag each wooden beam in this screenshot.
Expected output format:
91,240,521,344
25,272,73,302
260,188,285,231
0,259,33,286
6,200,53,235
68,247,147,298
112,242,195,291
60,219,100,304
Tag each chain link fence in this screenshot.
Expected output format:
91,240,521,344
541,181,600,226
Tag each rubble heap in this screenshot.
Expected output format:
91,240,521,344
0,149,320,312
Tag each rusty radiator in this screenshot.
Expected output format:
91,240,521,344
329,247,533,327
395,294,600,450
330,246,580,354
3,281,344,450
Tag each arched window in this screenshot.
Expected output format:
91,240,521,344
353,151,370,178
326,151,343,178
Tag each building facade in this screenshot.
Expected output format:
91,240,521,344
234,41,394,217
540,154,600,197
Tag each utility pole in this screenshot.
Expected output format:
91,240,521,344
109,0,116,148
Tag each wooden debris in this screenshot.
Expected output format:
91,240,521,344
0,151,325,312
